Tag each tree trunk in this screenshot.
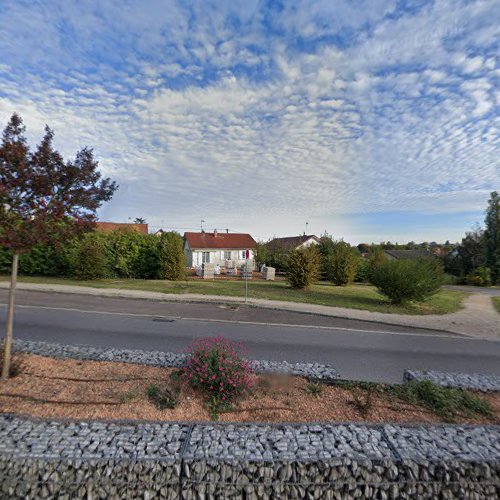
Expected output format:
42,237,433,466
1,252,19,380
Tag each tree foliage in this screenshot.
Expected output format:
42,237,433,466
465,266,492,287
254,240,289,271
65,232,112,280
158,232,185,280
484,191,500,283
323,240,360,286
286,246,321,289
0,113,117,252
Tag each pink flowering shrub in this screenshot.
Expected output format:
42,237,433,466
183,336,254,418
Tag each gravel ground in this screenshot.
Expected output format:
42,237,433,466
404,369,500,392
12,338,340,380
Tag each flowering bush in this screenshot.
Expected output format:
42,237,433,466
183,336,254,418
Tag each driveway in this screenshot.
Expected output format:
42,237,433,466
446,285,500,296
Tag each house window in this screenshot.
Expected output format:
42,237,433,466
202,252,210,263
224,251,231,260
241,251,246,259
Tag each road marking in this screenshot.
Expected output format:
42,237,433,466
0,302,478,339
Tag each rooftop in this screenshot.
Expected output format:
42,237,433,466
184,231,256,250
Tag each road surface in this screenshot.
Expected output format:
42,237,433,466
1,290,499,383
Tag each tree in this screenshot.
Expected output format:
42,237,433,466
456,226,486,276
158,232,185,280
324,241,360,286
286,246,321,289
0,113,117,379
484,191,500,283
367,249,387,283
134,217,146,224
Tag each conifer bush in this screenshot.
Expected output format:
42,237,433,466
286,246,321,289
324,241,360,285
372,258,443,304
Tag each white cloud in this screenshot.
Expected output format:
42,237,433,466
0,0,498,243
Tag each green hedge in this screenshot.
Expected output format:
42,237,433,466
0,229,186,281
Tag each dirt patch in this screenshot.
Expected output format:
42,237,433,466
1,354,499,424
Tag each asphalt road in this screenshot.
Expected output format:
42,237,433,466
1,290,499,384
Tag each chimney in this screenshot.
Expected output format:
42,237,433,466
214,229,218,238
226,228,229,234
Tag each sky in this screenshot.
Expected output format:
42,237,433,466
0,0,498,244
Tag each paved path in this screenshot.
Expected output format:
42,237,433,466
446,285,500,296
1,282,499,339
1,290,499,384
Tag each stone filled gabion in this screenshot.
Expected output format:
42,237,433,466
404,369,500,392
12,338,340,380
1,415,499,499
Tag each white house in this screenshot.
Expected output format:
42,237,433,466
184,230,257,267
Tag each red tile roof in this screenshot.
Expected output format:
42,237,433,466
184,232,256,250
96,222,149,235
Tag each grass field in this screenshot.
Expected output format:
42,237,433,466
492,297,500,314
0,275,467,315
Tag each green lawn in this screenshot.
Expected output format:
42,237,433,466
492,297,500,314
0,275,467,315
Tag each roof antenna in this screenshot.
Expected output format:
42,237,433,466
306,221,309,235
200,219,205,232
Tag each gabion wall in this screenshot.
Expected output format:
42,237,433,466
1,416,499,499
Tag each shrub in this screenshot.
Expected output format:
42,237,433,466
324,241,360,286
367,250,387,283
372,258,443,304
256,241,289,271
305,381,323,397
286,246,321,289
135,234,162,279
158,232,185,280
0,247,13,273
183,336,254,419
391,380,493,422
107,229,145,278
65,232,111,279
355,258,370,282
146,383,179,410
19,244,65,276
465,266,492,287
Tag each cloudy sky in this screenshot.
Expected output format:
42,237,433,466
0,0,498,243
